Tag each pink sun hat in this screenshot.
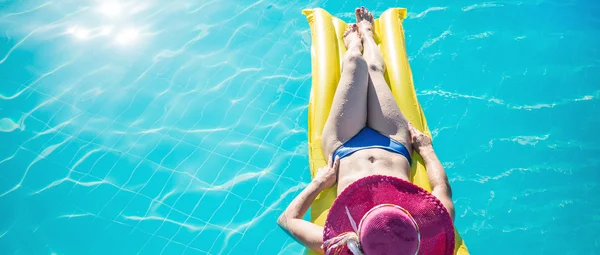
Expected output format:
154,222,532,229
323,175,455,255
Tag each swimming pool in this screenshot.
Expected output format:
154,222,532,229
0,0,598,254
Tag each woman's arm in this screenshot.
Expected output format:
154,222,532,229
419,146,455,220
408,124,455,220
277,181,327,253
277,155,340,254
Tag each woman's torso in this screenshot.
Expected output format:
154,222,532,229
337,148,411,194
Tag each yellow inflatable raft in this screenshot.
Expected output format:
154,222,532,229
302,8,469,255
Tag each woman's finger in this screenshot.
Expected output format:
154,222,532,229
333,156,340,170
317,167,325,175
328,153,333,168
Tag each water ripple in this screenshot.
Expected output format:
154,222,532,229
407,7,448,19
418,89,598,111
461,2,504,12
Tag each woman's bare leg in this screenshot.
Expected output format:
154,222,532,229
321,24,369,157
356,7,412,153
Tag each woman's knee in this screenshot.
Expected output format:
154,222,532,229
343,51,366,68
368,61,384,73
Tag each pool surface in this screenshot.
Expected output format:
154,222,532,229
1,0,599,254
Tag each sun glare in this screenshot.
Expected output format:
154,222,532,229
99,26,113,36
67,26,91,40
98,2,123,18
115,28,140,45
65,2,146,46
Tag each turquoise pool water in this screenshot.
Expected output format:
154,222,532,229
1,0,599,254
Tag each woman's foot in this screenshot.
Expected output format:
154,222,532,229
344,24,362,51
355,7,374,39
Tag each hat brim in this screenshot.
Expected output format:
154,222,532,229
323,175,455,255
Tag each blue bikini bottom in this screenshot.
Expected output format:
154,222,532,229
332,127,412,165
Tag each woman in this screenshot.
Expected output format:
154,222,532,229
278,7,455,255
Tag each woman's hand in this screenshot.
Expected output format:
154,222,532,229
313,154,340,189
408,122,434,154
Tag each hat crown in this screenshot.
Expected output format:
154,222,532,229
359,205,419,255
